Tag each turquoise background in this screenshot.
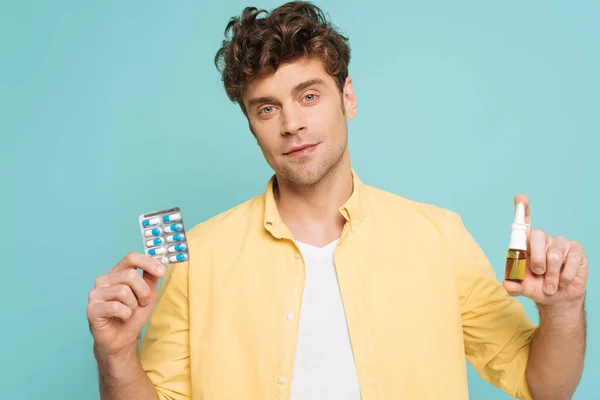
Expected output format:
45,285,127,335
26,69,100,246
1,0,598,398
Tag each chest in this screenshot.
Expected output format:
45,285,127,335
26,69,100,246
188,231,466,399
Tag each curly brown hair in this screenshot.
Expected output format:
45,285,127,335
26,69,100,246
214,1,351,115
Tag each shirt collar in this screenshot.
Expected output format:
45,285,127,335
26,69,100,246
263,168,366,239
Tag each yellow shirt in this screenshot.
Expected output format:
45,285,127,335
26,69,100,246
139,170,537,400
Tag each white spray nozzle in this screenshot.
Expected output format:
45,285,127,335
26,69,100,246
509,201,528,251
513,202,526,225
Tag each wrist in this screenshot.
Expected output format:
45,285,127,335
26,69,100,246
94,343,141,379
538,296,584,314
538,298,585,328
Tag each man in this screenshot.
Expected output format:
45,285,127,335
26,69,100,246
87,1,588,399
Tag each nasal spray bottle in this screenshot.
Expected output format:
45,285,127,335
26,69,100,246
505,202,528,282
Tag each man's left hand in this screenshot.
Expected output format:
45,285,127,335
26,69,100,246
503,195,588,306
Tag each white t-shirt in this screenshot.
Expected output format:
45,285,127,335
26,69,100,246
288,238,361,400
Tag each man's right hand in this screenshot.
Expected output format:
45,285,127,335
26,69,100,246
87,252,166,358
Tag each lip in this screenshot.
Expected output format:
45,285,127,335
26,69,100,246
284,143,318,156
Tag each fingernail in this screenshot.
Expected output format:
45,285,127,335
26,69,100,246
535,268,544,274
545,284,555,294
157,265,165,275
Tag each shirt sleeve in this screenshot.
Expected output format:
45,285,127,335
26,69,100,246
450,212,537,400
139,261,191,400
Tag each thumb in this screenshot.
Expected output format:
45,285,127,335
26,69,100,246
142,268,162,299
503,280,525,297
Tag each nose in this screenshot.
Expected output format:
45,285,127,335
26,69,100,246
280,105,306,136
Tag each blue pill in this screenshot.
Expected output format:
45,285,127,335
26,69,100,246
166,233,185,243
168,253,188,262
163,212,181,223
148,248,166,256
165,224,182,233
168,243,187,253
142,217,159,227
175,243,186,251
143,227,162,237
145,237,163,247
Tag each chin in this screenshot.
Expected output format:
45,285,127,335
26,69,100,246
277,163,331,186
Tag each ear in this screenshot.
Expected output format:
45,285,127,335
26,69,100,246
342,77,357,119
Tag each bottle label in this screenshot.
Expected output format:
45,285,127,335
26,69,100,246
505,250,527,281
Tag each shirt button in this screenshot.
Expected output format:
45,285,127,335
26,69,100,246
286,313,294,321
278,376,285,384
295,253,300,259
353,220,359,225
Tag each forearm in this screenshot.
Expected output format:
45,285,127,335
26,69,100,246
526,299,586,400
95,344,159,400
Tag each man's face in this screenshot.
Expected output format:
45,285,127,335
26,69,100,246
242,57,357,186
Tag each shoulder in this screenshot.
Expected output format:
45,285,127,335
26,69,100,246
184,192,266,244
361,183,463,231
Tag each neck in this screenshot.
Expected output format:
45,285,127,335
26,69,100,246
274,151,353,246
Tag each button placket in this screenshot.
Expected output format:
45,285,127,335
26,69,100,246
276,245,304,399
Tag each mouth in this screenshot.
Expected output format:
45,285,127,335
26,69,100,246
284,143,319,157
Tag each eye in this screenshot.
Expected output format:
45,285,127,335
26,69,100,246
304,94,318,102
259,106,275,115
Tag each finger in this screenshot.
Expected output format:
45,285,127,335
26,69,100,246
544,236,569,295
110,252,166,279
89,285,139,311
529,229,547,275
95,269,152,307
575,246,588,278
88,301,133,322
560,242,583,288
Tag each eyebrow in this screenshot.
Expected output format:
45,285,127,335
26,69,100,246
246,78,326,108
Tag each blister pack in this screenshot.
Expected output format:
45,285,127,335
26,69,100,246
138,207,189,265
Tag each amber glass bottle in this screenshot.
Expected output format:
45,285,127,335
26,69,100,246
504,202,528,283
